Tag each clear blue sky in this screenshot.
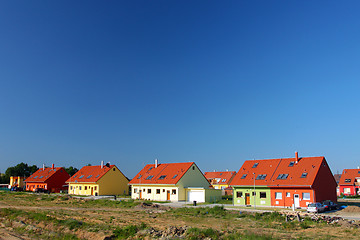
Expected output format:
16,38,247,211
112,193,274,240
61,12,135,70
1,1,359,178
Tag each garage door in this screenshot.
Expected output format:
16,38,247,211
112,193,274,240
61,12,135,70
188,190,205,202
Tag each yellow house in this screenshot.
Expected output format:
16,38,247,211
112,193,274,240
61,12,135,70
66,163,129,196
129,160,222,203
10,176,25,189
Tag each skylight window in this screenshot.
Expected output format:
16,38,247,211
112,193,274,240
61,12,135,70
146,175,154,180
78,175,85,179
34,176,38,179
149,167,153,171
39,176,43,179
256,174,267,180
221,179,227,182
137,174,142,179
276,174,289,180
172,174,178,179
95,175,100,178
288,161,295,167
241,174,247,179
86,175,93,179
158,175,166,180
252,163,259,168
345,179,351,183
301,172,308,178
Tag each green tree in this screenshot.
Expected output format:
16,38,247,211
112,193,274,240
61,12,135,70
64,166,79,176
2,162,39,184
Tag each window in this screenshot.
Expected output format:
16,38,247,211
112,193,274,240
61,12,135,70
252,192,256,196
113,168,116,171
70,186,73,190
94,186,97,190
148,189,151,194
134,188,137,193
256,174,267,180
158,175,166,180
95,175,100,178
252,163,259,168
34,176,38,179
286,192,290,197
241,174,247,179
275,192,282,199
221,179,227,182
344,188,351,194
39,176,43,179
260,192,266,199
149,167,153,171
172,189,176,194
288,161,295,167
85,186,87,190
301,172,308,178
276,174,289,180
137,175,142,179
79,175,85,179
236,192,243,198
345,179,351,183
302,192,310,200
156,189,160,194
192,166,195,170
146,175,154,180
163,189,165,192
172,174,178,179
87,175,93,179
79,186,82,190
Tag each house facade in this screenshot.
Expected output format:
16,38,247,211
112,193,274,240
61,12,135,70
129,160,221,203
231,153,337,209
338,169,360,196
204,171,236,193
66,163,129,196
25,164,70,193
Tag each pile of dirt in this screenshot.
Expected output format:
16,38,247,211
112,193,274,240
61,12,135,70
134,202,170,211
134,225,188,239
341,206,360,213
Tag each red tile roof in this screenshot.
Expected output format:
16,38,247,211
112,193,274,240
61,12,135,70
204,171,236,185
25,167,67,183
231,156,326,187
339,169,360,185
129,162,195,185
66,165,116,183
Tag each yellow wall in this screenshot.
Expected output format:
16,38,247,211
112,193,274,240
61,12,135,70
212,184,229,190
97,166,129,195
68,183,99,195
10,177,25,188
131,185,179,201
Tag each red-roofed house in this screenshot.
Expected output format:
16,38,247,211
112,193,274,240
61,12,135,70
25,164,70,193
231,153,337,209
66,162,129,196
129,160,221,203
338,169,360,196
204,171,236,195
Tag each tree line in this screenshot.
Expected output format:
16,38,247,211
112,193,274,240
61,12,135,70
0,163,79,184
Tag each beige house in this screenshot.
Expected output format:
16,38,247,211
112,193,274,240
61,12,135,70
129,160,221,203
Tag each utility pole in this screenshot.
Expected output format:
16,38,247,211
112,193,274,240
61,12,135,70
253,172,256,209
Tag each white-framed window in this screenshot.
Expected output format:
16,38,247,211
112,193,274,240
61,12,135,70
302,192,310,200
344,188,351,194
286,192,290,197
275,192,282,199
134,188,137,193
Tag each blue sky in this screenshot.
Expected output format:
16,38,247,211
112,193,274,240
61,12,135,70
1,1,360,178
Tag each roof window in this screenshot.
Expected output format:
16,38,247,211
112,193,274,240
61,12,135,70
95,175,100,178
86,175,93,179
345,179,351,183
256,174,267,180
300,172,308,178
146,175,154,180
288,161,295,167
34,176,38,179
221,179,227,182
276,174,289,180
158,175,166,180
78,175,85,179
137,174,142,179
241,174,247,179
149,167,153,171
39,176,43,179
252,163,259,168
172,174,178,179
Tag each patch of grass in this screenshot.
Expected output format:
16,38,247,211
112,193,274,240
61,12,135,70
187,227,221,240
171,205,232,219
59,218,83,230
113,222,147,239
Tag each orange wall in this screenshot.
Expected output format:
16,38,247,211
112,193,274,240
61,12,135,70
270,188,314,208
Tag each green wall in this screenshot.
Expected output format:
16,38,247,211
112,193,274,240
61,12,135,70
233,186,271,207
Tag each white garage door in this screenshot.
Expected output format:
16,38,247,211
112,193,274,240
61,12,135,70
188,190,205,202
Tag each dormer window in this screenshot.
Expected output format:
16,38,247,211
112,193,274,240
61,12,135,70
146,175,154,180
288,161,295,167
252,163,259,168
158,175,166,180
345,179,351,183
301,172,308,178
241,174,247,179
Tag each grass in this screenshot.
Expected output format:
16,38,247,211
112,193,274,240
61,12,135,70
112,222,147,239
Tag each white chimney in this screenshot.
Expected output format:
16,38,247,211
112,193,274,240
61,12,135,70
155,159,158,168
101,161,104,169
43,164,45,170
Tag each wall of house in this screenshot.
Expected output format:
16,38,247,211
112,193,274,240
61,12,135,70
339,185,358,196
97,166,129,195
131,185,179,201
233,186,271,207
312,159,338,203
26,183,47,191
68,183,99,195
46,168,71,193
204,189,222,202
270,188,314,208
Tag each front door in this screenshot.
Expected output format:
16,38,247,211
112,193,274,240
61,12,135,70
167,190,170,201
91,187,93,195
139,190,142,199
245,193,250,205
294,194,300,208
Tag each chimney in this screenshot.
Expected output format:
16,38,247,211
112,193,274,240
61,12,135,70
52,164,54,169
295,152,299,163
101,161,104,169
43,164,45,171
155,159,158,168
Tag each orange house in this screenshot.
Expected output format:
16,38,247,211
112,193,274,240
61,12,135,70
25,164,70,193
